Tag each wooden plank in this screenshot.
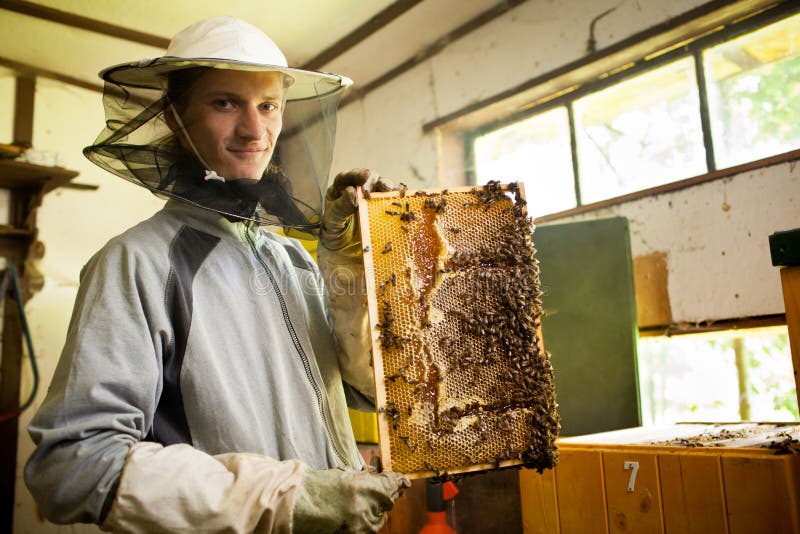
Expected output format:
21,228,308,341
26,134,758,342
519,467,559,534
341,0,526,106
357,187,392,469
0,143,25,158
301,0,424,70
0,56,104,93
658,453,727,534
722,455,798,534
789,454,800,533
639,313,786,337
0,0,169,48
555,449,608,533
779,266,800,413
12,76,34,148
603,451,664,534
632,252,672,328
0,159,79,194
523,424,800,532
557,422,800,450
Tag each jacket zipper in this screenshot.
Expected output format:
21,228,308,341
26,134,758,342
243,228,348,466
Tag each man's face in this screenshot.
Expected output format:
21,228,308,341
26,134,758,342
179,69,284,181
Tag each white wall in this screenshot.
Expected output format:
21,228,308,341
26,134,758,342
550,165,797,322
0,74,14,143
332,0,797,324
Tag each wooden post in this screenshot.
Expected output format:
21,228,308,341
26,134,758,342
769,229,800,414
779,267,800,413
13,76,35,148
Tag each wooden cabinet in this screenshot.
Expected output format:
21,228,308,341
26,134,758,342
520,423,800,534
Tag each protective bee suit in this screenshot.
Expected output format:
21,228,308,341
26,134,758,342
24,17,406,533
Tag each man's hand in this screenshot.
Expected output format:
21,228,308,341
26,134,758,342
319,168,393,256
293,467,410,533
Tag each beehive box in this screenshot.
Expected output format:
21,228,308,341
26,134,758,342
357,182,560,478
520,423,800,533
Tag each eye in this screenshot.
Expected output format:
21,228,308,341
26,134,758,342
260,102,280,112
212,98,233,109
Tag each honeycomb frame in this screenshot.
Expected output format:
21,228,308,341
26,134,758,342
358,183,559,479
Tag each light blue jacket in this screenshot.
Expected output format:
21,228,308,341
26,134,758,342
25,200,369,525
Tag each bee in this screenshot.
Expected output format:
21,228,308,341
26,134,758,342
399,435,417,453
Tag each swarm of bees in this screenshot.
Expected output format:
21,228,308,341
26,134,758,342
360,181,560,479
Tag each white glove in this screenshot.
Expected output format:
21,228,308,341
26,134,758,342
101,442,306,533
319,168,393,259
292,468,410,533
318,169,393,399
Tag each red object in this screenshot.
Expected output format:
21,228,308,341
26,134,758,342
442,481,459,500
419,511,456,534
418,480,459,534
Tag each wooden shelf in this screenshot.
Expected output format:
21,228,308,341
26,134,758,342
0,227,33,236
0,159,79,193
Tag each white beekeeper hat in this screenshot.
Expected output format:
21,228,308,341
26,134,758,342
100,16,352,100
84,16,352,231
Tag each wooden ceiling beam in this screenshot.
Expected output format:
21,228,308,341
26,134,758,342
0,56,103,93
0,0,169,48
301,0,424,70
341,0,526,106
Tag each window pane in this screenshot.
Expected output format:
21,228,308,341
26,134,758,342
574,57,707,203
704,13,800,168
474,106,576,218
638,327,797,426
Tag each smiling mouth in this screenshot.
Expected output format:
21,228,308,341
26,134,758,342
230,148,267,154
228,148,269,161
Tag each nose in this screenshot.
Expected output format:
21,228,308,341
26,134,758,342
236,105,266,140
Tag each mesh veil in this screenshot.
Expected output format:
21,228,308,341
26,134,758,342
84,72,346,233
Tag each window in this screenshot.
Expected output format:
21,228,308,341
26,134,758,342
473,107,575,217
471,7,800,216
704,14,800,168
573,57,706,203
638,326,797,425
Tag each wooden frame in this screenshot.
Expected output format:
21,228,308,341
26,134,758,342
358,184,556,478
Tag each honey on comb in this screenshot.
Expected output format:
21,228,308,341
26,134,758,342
359,182,559,478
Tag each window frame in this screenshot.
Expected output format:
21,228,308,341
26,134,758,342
464,2,800,220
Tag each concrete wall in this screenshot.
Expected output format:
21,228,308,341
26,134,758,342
331,0,796,324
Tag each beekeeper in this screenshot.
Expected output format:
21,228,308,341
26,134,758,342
24,16,407,533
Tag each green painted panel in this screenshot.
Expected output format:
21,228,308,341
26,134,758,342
534,217,641,436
